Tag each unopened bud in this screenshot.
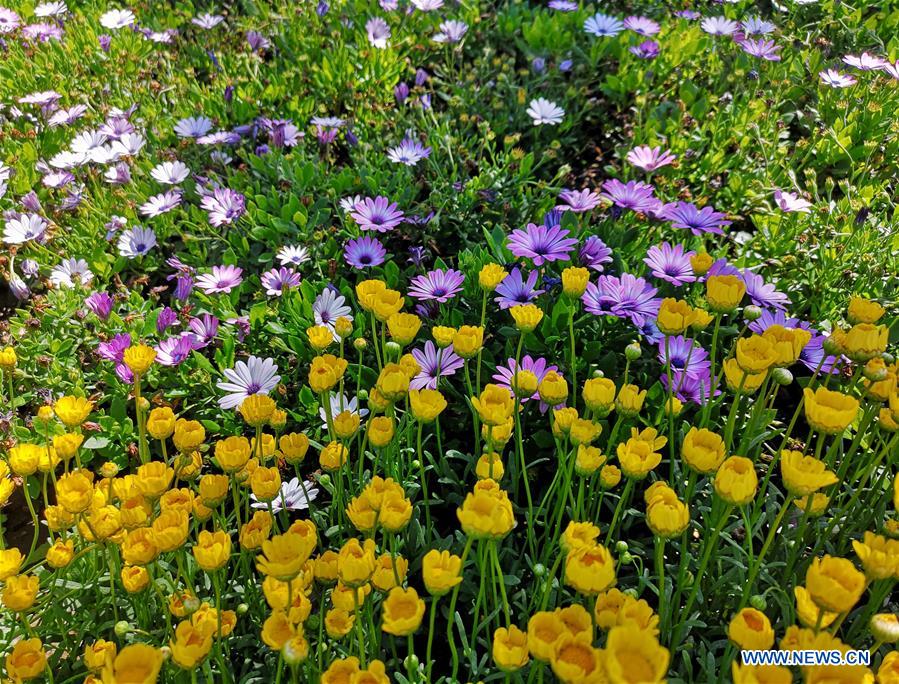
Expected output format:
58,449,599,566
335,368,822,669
353,338,368,351
743,305,762,321
533,563,547,577
615,541,628,554
620,552,633,564
750,595,767,611
114,621,132,637
771,367,793,386
625,343,642,361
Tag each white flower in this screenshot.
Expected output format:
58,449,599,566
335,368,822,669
250,477,319,513
4,214,48,244
150,161,190,185
216,356,281,409
526,98,565,126
110,132,146,157
319,393,368,430
191,13,223,29
117,226,157,258
313,287,353,339
99,8,135,29
174,116,213,139
277,245,310,266
340,194,363,213
35,2,68,18
50,258,93,288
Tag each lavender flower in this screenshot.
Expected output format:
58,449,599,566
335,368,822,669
277,245,310,267
410,342,463,390
50,258,93,288
629,40,660,59
408,268,465,302
740,39,781,61
217,356,281,409
842,52,887,71
174,116,213,139
507,223,578,266
644,242,696,286
350,196,404,232
192,13,224,29
189,314,219,347
582,273,660,327
140,191,182,218
526,98,565,126
741,270,790,311
819,69,857,88
657,201,731,235
344,237,387,269
433,20,467,43
623,16,660,36
4,214,48,244
626,145,676,172
773,189,812,213
0,8,20,32
100,8,135,29
579,236,613,271
600,179,660,213
261,267,302,296
657,335,710,378
557,188,601,213
85,292,113,320
201,188,246,227
387,138,431,166
154,335,195,367
197,265,243,294
150,161,190,185
366,17,390,48
742,17,776,35
701,17,739,35
117,226,157,258
494,268,545,309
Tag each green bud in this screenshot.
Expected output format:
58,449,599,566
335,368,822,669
622,588,639,599
353,338,368,351
615,541,629,554
750,595,767,611
625,343,642,361
357,389,369,401
743,305,763,321
822,336,842,355
882,352,895,364
404,655,420,671
237,603,249,615
114,621,132,637
772,368,793,386
533,563,547,577
411,459,421,470
318,473,332,488
620,552,634,564
385,341,402,358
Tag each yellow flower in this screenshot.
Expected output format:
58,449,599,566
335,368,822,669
325,608,355,639
479,263,508,291
878,652,899,684
527,611,566,662
279,433,309,463
152,509,190,552
493,625,529,672
848,296,885,325
9,443,43,477
100,643,163,684
367,416,396,449
761,325,812,367
456,484,515,539
600,464,622,489
452,325,484,359
736,335,779,375
379,493,413,533
603,624,669,683
646,492,690,538
54,395,93,427
376,363,410,401
691,308,714,331
408,389,447,423
560,521,600,554
0,346,17,369
193,530,231,572
319,441,349,471
615,384,646,417
55,470,94,513
256,530,317,581
471,384,515,426
331,582,371,613
136,460,174,499
563,543,616,595
381,586,425,636
804,387,859,434
332,410,360,440
575,445,605,476
582,377,616,416
309,354,348,394
727,608,775,650
0,548,24,581
681,427,726,474
549,634,603,684
852,532,899,580
398,353,420,379
371,553,408,592
552,407,578,436
871,614,899,644
593,588,659,635
262,610,295,650
371,289,404,322
84,639,117,673
314,551,339,584
617,435,663,480
122,528,158,566
334,317,354,339
843,323,889,362
421,549,462,596
731,662,794,684
568,418,601,447
356,280,387,312
561,267,590,298
714,456,758,506
706,274,746,312
723,358,767,394
239,394,276,427
338,538,376,587
806,555,867,613
538,371,569,406
214,436,251,473
173,419,205,452
387,312,421,346
656,298,696,335
123,344,157,375
170,620,213,669
794,586,838,629
780,450,838,496
240,511,273,551
2,574,39,611
198,474,229,507
146,407,176,440
691,252,713,276
432,325,456,348
793,492,830,517
510,304,543,333
44,539,74,569
475,452,504,480
5,638,46,681
346,495,378,534
307,325,333,351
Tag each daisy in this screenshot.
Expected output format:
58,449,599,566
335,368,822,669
99,8,135,29
191,13,223,29
50,258,93,288
261,267,302,296
4,214,48,244
366,17,390,48
629,40,660,59
34,1,68,17
843,52,887,70
197,130,241,145
155,335,197,367
410,342,464,390
201,188,246,227
277,245,310,266
48,105,87,128
103,163,131,185
197,265,243,294
657,201,731,235
174,116,213,139
557,189,601,213
433,20,468,43
626,145,676,172
773,189,812,213
150,161,190,185
0,7,20,32
387,138,431,166
408,268,465,302
344,236,387,269
493,355,559,410
600,179,660,213
526,98,565,126
217,356,281,409
819,69,857,88
42,171,74,189
313,287,353,340
140,191,182,217
251,477,319,513
579,236,613,272
582,273,660,327
117,226,157,258
623,16,660,36
350,196,404,232
741,270,790,311
643,242,696,286
110,132,145,157
340,195,364,213
701,17,739,35
411,0,443,10
494,268,545,309
740,39,781,61
507,223,577,266
18,90,61,107
742,16,776,35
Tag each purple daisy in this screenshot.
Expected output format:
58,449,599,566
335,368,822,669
600,179,660,213
345,236,387,269
773,189,812,213
408,268,465,303
581,273,661,327
626,145,676,172
819,69,857,88
701,17,739,35
507,223,578,266
494,268,545,309
350,196,405,232
741,270,790,311
139,191,182,218
557,188,601,213
189,314,219,347
643,242,696,286
657,201,731,235
493,355,559,411
156,335,197,367
629,40,660,59
85,292,113,320
410,341,464,390
387,138,431,166
843,52,887,71
197,265,243,294
706,258,741,280
579,236,613,272
156,307,178,334
623,16,660,36
740,39,781,61
201,188,246,227
584,12,623,37
800,334,842,376
662,369,716,405
657,335,711,378
261,267,302,297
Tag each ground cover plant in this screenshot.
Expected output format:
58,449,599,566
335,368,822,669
0,0,899,682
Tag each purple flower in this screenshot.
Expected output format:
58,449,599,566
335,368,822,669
579,236,613,272
261,119,303,148
629,40,660,59
366,17,390,48
843,52,887,71
156,307,178,333
624,16,660,36
626,145,676,172
600,179,660,213
140,191,182,218
494,268,545,309
261,267,302,296
407,246,428,267
344,236,387,269
395,82,410,103
0,8,20,32
493,355,559,411
507,223,578,266
882,61,899,80
663,370,716,405
201,188,246,227
174,116,213,139
117,226,157,258
156,335,196,366
701,17,739,35
582,273,661,327
433,19,467,43
387,138,431,166
742,17,776,35
410,341,463,390
773,189,812,213
741,270,790,311
657,201,731,235
189,314,219,347
350,196,405,232
197,265,243,294
819,69,857,88
314,287,353,338
174,275,194,301
85,292,113,320
658,335,710,377
584,13,623,37
676,10,701,20
97,333,131,363
247,30,271,51
408,268,465,302
706,258,741,280
548,0,578,10
800,334,842,376
217,356,281,410
740,39,781,61
557,188,601,213
644,242,695,286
